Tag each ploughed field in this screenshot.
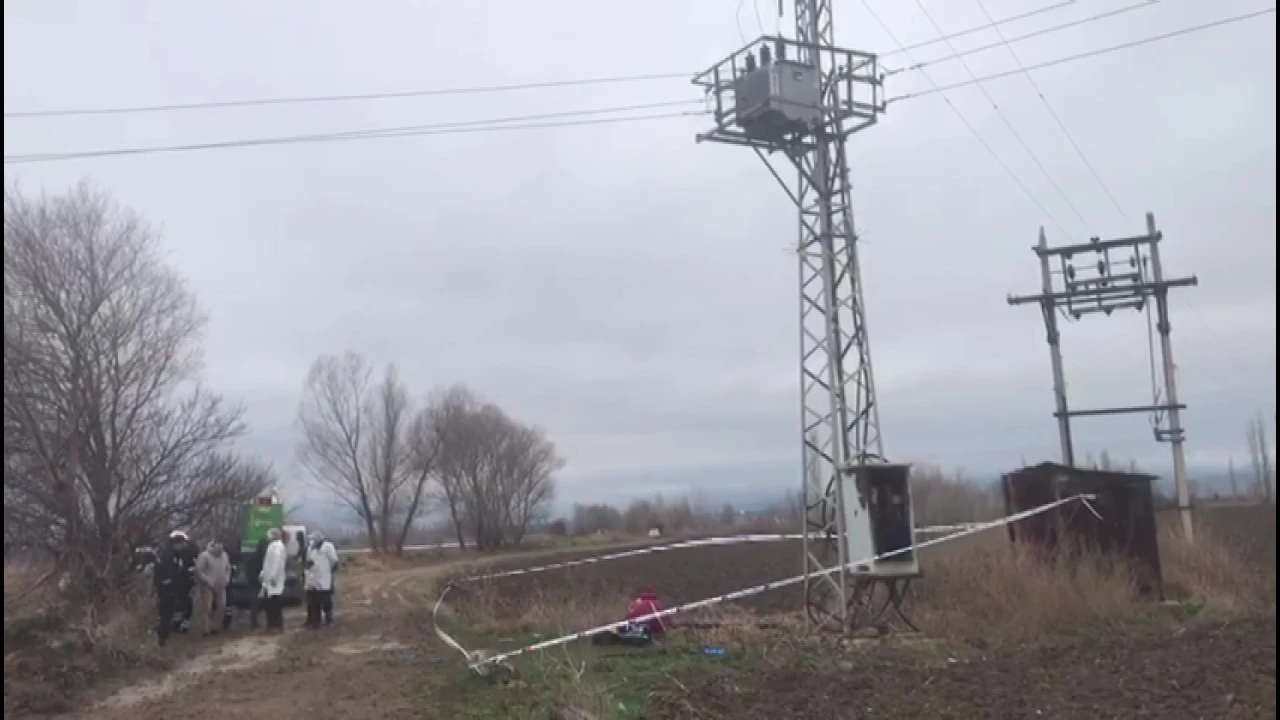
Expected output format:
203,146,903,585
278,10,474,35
645,615,1277,719
1192,501,1277,567
458,504,1278,619
443,504,1276,719
457,538,807,618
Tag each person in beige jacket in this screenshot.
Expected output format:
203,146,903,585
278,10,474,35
194,541,231,636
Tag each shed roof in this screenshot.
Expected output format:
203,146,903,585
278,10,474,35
1006,461,1158,483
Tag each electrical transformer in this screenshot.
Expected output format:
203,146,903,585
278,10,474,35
841,463,919,577
733,59,822,139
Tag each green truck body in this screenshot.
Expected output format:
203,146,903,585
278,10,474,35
242,500,285,549
226,494,305,610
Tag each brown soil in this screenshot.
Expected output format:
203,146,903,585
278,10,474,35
649,617,1278,719
455,539,804,617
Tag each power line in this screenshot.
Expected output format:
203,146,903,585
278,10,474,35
883,0,1078,59
887,0,1159,77
908,0,1095,235
4,100,708,164
970,0,1132,223
2,1,1073,120
2,72,693,119
890,8,1277,102
856,0,1075,240
7,9,1273,166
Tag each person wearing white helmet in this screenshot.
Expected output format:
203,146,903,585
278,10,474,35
152,530,195,645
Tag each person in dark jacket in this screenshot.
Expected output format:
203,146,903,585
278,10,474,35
171,531,198,629
246,536,270,629
152,532,193,646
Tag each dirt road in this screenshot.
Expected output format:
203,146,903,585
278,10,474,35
72,561,462,720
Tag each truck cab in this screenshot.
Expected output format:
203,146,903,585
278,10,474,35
225,493,307,610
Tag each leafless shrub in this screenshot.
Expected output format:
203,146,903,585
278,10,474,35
3,183,269,597
4,559,164,715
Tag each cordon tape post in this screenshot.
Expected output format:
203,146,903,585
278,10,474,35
432,494,1100,672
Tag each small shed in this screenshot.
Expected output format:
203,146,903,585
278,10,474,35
1002,462,1163,599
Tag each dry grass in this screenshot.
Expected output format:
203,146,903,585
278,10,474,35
915,533,1152,643
3,561,167,716
456,581,633,638
340,548,461,573
1158,521,1275,614
452,511,1274,652
908,514,1274,644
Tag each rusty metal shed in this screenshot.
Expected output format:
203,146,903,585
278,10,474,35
1002,462,1164,599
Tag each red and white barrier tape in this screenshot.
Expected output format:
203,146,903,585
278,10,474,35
431,498,1093,671
350,523,974,556
456,525,981,585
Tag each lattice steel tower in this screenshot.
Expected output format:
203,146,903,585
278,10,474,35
695,0,919,632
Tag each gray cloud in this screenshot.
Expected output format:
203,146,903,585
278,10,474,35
5,0,1275,511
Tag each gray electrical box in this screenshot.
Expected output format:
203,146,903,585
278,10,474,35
733,59,822,139
842,463,919,577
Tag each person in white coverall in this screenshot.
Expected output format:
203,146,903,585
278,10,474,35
304,532,340,628
258,528,288,632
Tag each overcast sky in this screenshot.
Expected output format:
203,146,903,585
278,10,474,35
5,0,1276,510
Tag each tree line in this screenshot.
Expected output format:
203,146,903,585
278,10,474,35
295,354,562,553
567,494,743,537
562,465,1006,538
3,184,275,598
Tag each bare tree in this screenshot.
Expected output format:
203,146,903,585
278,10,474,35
1246,415,1274,504
623,499,657,535
365,364,414,551
570,503,623,535
396,394,439,553
189,456,280,545
909,465,1001,527
296,352,379,547
296,354,440,554
719,503,737,528
3,183,263,596
429,385,482,549
432,385,561,551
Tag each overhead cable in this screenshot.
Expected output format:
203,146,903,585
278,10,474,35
2,0,1075,120
2,72,694,119
890,8,1277,103
4,100,708,164
908,0,1095,235
969,0,1133,223
887,0,1159,76
858,0,1075,240
882,0,1078,58
7,10,1273,166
